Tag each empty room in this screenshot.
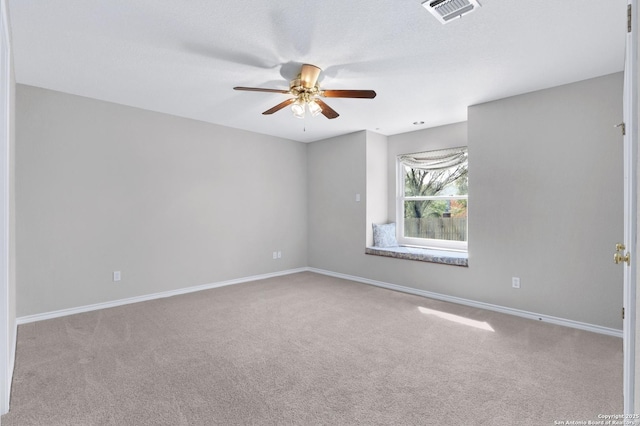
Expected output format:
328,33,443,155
0,0,638,425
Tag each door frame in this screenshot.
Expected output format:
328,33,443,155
0,0,10,416
623,0,638,416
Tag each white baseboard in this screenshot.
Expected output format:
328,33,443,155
16,266,623,339
16,268,308,325
307,267,623,338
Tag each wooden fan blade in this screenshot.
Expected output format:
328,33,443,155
321,89,377,99
300,64,321,89
315,99,339,119
234,86,290,94
262,98,296,115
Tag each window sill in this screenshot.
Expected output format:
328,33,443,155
365,246,468,267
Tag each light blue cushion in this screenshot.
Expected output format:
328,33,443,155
373,223,398,248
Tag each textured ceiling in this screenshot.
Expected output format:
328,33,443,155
8,0,627,142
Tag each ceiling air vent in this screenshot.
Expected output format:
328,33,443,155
422,0,481,24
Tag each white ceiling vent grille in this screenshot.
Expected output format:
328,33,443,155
422,0,482,24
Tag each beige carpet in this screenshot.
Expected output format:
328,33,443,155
1,272,622,425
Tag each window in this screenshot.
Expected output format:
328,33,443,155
397,147,468,251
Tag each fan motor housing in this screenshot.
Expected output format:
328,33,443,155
289,78,319,97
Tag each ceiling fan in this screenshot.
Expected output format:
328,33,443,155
233,63,376,120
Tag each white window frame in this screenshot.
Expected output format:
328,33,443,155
396,152,468,252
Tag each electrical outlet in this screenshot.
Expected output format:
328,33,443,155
512,277,520,289
113,271,121,282
277,251,282,259
272,251,277,259
355,193,361,202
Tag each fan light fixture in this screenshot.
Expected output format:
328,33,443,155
234,64,376,120
291,99,306,118
292,96,322,119
308,100,322,117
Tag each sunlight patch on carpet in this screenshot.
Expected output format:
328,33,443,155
418,307,495,332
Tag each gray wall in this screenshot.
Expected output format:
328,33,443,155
16,85,308,317
365,131,388,247
16,73,624,330
309,73,624,330
468,72,623,329
308,131,368,274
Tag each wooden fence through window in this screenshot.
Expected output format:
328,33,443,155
404,217,467,241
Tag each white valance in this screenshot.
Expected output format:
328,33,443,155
398,147,467,171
